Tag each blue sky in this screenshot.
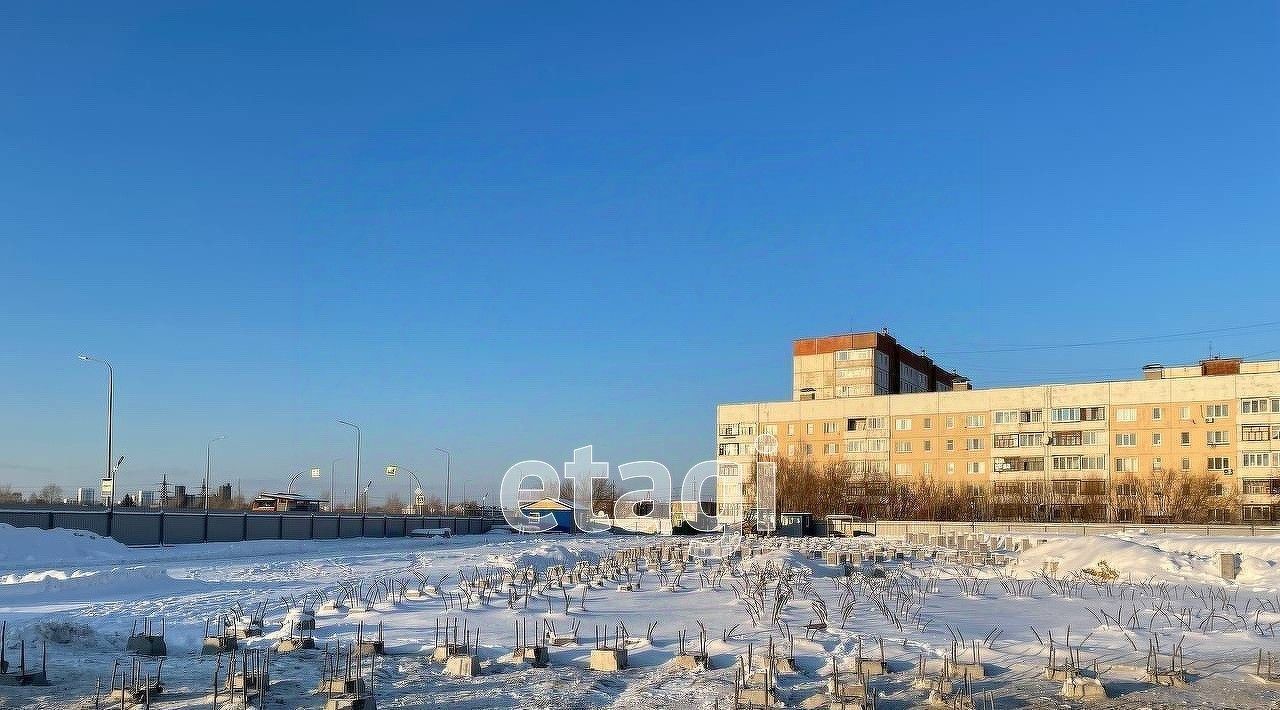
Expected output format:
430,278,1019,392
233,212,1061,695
1,2,1277,503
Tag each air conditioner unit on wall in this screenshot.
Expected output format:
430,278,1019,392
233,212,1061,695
1206,417,1215,423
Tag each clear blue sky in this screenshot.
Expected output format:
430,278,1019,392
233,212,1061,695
1,2,1277,503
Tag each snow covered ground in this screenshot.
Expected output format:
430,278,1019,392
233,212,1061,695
1,523,1280,708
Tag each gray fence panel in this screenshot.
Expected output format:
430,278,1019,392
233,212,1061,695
245,515,280,541
365,517,386,538
313,516,339,539
281,516,311,540
112,513,161,546
162,514,205,545
385,517,406,537
207,515,243,542
338,516,362,538
50,511,110,536
0,511,53,530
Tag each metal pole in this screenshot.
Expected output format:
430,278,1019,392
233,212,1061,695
330,458,341,512
205,436,226,512
338,421,361,512
79,355,114,510
435,447,451,512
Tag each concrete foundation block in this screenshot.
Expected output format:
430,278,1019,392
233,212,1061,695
443,654,481,677
670,652,711,671
948,661,985,680
274,636,316,653
201,636,237,655
125,635,167,657
318,678,367,695
589,648,628,671
323,695,377,710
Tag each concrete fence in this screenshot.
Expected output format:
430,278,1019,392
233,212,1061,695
0,508,506,547
847,519,1280,539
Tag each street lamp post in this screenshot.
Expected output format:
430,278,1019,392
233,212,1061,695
434,447,451,512
329,458,342,512
385,464,424,514
78,355,115,511
289,467,322,493
337,420,362,512
205,435,227,512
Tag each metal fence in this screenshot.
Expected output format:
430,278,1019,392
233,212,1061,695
0,508,506,546
846,519,1280,539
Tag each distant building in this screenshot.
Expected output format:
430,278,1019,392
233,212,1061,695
136,490,158,508
518,497,575,532
77,487,97,506
718,329,1280,525
251,491,324,512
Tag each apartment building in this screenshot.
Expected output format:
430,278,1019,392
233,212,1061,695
717,331,1280,525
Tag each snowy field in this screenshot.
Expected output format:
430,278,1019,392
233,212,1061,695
2,524,1280,708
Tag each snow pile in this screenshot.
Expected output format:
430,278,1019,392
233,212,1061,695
1012,532,1280,588
0,523,130,571
489,542,599,570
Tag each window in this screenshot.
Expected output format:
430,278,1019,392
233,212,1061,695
945,416,955,429
1243,424,1271,442
945,439,955,452
1082,456,1106,470
1020,409,1044,423
1019,432,1044,447
1180,406,1191,420
1242,452,1271,467
1116,483,1137,497
839,384,862,398
1081,406,1106,421
966,461,984,475
823,443,839,455
1116,408,1137,422
894,463,912,476
741,424,755,436
867,417,887,430
923,440,932,452
967,484,984,497
1208,456,1231,471
823,422,838,434
806,423,814,435
1204,404,1229,419
788,444,797,456
966,437,983,451
1050,431,1083,446
1052,456,1082,470
895,418,912,431
1115,457,1139,473
1152,433,1163,446
895,441,912,454
718,443,739,456
994,433,1018,448
834,348,872,362
1242,398,1269,415
846,418,865,432
1152,456,1163,470
1083,430,1103,446
802,443,813,455
1180,432,1191,446
763,424,777,435
1181,457,1191,471
1116,433,1136,447
1052,408,1080,423
946,462,956,474
993,410,1018,425
719,424,739,437
1207,430,1229,446
922,417,932,429
787,424,796,435
965,414,985,428
921,462,933,475
1152,407,1163,421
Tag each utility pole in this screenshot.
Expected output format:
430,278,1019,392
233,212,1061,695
204,435,226,512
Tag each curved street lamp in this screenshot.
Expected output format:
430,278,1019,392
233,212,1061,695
288,466,322,493
385,464,425,513
337,420,362,512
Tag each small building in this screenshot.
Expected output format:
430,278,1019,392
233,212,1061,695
517,497,576,532
76,487,97,506
251,492,324,513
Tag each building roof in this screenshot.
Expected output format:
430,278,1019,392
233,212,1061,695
519,497,574,511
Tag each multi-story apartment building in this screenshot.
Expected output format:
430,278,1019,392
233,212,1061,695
717,331,1280,525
